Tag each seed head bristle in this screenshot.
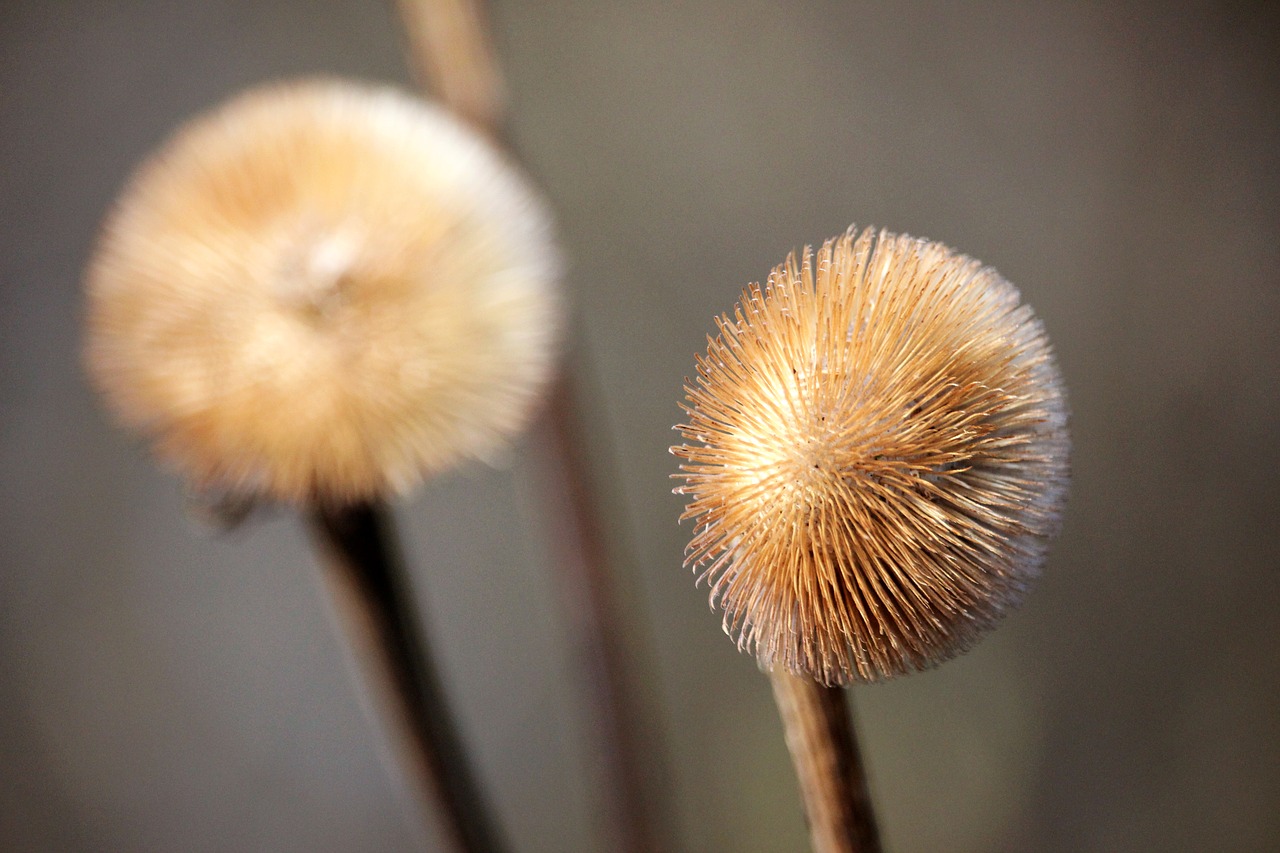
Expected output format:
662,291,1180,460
84,79,561,504
672,226,1069,684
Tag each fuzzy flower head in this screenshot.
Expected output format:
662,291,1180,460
85,79,561,504
672,227,1069,685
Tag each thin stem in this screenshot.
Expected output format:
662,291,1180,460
310,501,507,853
391,0,505,137
530,372,664,853
769,670,882,853
389,2,663,848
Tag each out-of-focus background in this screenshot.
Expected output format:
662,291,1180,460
2,2,1277,851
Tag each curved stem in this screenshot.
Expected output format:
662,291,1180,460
769,670,882,853
311,501,507,853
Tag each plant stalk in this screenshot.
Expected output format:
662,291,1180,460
530,372,663,853
391,0,504,137
392,2,663,848
311,501,507,853
769,670,882,853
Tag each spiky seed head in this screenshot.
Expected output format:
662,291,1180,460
672,227,1069,685
84,79,561,505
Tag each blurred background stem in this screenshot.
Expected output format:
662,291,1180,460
392,1,663,850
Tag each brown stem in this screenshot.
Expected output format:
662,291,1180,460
769,670,882,853
310,501,508,853
527,372,663,853
389,2,663,849
391,0,505,137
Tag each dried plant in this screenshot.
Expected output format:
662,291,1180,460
673,226,1069,685
83,78,564,851
85,79,560,506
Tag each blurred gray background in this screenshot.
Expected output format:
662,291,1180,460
2,1,1278,851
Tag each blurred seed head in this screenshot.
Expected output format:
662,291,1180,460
85,79,561,505
672,227,1069,685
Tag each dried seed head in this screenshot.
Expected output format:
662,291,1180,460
672,227,1069,684
85,79,561,504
